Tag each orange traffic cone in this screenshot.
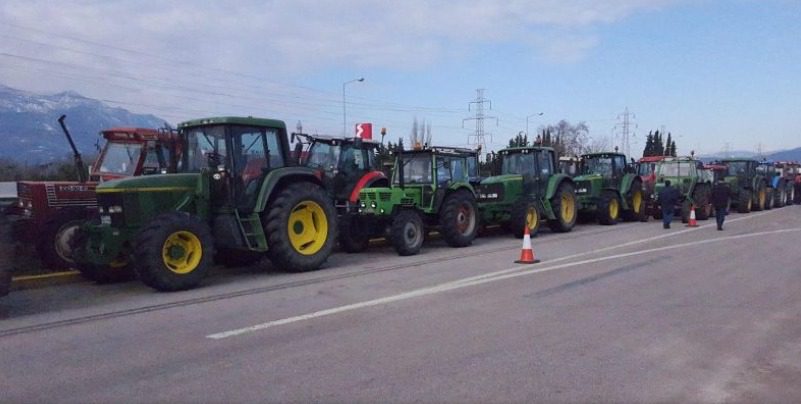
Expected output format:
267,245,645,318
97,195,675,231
515,223,540,264
686,204,699,227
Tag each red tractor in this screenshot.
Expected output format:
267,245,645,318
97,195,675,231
636,155,665,220
8,115,178,271
292,132,389,252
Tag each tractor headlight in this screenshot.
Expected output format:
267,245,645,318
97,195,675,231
577,188,588,194
360,202,366,208
370,201,377,209
380,208,385,214
17,200,24,208
26,201,33,209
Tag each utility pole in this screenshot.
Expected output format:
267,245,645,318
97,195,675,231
614,107,636,156
463,89,498,153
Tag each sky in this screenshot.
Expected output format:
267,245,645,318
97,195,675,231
1,0,799,156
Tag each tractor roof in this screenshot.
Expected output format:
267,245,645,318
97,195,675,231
638,156,666,163
101,127,165,141
400,146,478,157
657,156,699,163
581,152,626,159
297,133,380,145
703,164,728,170
499,146,556,154
718,157,758,163
177,116,287,129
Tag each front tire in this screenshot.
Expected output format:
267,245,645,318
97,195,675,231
390,210,424,256
548,182,577,232
510,198,541,238
693,184,711,220
38,208,87,270
737,189,752,213
597,191,621,225
134,212,214,291
622,181,645,222
439,190,478,247
264,183,337,272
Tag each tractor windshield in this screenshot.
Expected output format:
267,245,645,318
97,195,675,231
756,164,775,176
97,142,143,175
181,125,227,172
726,161,748,176
395,155,432,184
501,153,536,176
581,157,613,176
638,163,654,176
306,142,341,171
656,162,691,177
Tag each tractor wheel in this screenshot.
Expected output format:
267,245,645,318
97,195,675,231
787,185,796,205
622,181,645,222
215,248,263,268
597,191,621,225
765,188,774,210
681,200,691,223
693,184,711,220
653,208,662,220
510,198,541,238
753,183,767,211
339,214,370,253
67,227,133,283
547,182,577,233
264,182,337,272
795,183,801,204
737,189,752,213
134,212,214,291
439,190,478,247
774,185,786,208
390,210,424,256
38,208,88,270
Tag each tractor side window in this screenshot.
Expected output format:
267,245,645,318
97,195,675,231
183,126,227,172
436,156,452,185
307,143,339,171
537,152,553,176
613,156,626,175
450,158,466,182
142,146,162,174
236,130,267,184
397,155,432,184
466,155,478,179
264,129,284,168
98,143,144,175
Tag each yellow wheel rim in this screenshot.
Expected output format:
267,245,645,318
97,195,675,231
561,193,576,223
526,206,538,231
162,231,203,274
759,190,766,207
632,190,643,213
288,200,329,256
609,198,620,219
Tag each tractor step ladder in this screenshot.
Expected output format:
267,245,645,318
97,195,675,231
235,210,268,251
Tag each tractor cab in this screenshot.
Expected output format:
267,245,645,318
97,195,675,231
558,156,581,176
91,128,178,182
390,147,474,208
482,147,558,202
653,157,702,196
293,133,387,208
577,152,631,188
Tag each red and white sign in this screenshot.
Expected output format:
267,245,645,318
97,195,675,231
355,123,372,140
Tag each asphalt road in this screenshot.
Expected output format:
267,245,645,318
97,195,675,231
2,206,801,403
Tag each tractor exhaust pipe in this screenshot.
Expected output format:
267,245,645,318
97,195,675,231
57,115,88,183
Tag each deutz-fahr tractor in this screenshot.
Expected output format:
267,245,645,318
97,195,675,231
354,146,479,256
71,117,337,291
716,158,770,213
651,157,712,222
759,161,791,208
292,132,389,252
477,147,576,238
775,161,800,204
8,115,178,270
573,152,645,224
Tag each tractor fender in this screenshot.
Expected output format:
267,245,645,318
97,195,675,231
348,171,388,203
619,174,639,197
544,174,574,200
255,167,323,212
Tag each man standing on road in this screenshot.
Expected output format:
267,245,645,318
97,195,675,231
711,179,730,231
659,180,680,229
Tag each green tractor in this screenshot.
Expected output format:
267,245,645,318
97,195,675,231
71,117,337,291
651,157,712,222
716,158,770,213
354,146,479,256
477,146,577,237
573,152,645,224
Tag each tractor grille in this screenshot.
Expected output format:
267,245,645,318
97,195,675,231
360,192,376,201
45,183,97,208
400,198,415,205
575,181,592,195
97,193,126,227
477,183,504,202
379,192,391,201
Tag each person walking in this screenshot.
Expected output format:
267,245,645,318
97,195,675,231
711,179,731,230
658,180,681,229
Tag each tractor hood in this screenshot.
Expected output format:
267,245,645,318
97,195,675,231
96,173,199,194
477,174,522,203
572,173,602,183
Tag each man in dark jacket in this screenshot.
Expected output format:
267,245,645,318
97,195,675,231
711,180,731,230
658,180,681,229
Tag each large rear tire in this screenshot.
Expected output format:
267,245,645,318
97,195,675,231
264,183,337,272
548,182,577,232
693,184,711,220
390,210,424,256
597,191,620,225
510,198,541,238
339,214,370,253
439,190,478,247
753,183,767,211
134,212,214,291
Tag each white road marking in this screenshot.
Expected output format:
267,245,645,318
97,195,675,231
207,224,798,340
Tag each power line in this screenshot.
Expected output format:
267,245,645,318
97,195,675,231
462,89,498,153
613,107,636,156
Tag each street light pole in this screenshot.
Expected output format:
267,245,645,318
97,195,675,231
342,77,365,136
526,112,544,137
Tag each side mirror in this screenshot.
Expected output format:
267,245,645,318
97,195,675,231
293,142,303,165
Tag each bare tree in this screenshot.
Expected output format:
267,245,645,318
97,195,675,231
409,117,432,148
583,136,611,154
541,120,590,156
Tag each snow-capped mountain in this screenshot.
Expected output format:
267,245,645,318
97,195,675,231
0,84,168,163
